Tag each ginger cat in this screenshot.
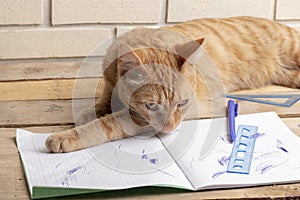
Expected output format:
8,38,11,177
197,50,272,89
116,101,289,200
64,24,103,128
46,16,300,153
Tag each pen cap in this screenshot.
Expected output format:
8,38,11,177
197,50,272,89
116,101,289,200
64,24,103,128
228,100,238,116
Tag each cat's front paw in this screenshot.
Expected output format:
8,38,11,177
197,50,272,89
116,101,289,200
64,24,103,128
45,130,84,153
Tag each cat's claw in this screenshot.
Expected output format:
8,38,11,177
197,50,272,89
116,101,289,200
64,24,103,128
45,130,83,153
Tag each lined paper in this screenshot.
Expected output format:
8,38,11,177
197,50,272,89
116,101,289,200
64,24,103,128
17,112,300,198
16,130,193,197
158,112,300,189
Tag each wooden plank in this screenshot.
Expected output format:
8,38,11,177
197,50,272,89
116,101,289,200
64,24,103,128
0,78,104,101
0,99,96,126
0,61,103,81
0,83,299,126
0,99,299,127
282,117,300,136
0,129,30,199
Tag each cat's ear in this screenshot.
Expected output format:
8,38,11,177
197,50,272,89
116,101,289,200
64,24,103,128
118,44,143,77
175,38,204,67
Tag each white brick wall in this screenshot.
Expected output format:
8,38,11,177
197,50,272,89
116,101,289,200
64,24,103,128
168,0,275,22
52,0,161,25
0,0,43,25
276,0,300,20
0,29,111,59
0,0,299,60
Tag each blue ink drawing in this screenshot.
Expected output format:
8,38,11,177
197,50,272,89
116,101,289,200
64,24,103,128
255,151,288,174
260,164,275,174
218,156,230,166
277,146,289,153
61,165,88,187
212,171,227,179
251,132,266,139
149,158,158,164
276,139,289,153
141,150,158,164
141,149,148,160
67,166,82,175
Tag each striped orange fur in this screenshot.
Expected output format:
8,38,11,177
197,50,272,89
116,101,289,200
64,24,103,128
46,17,300,153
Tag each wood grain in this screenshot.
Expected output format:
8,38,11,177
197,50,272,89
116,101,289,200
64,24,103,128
0,98,298,127
0,99,97,126
0,61,103,81
282,117,300,135
0,78,104,101
0,80,299,127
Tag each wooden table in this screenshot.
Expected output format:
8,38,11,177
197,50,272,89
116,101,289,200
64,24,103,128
1,62,299,199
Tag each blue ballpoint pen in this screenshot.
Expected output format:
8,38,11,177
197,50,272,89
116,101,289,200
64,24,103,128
228,100,238,143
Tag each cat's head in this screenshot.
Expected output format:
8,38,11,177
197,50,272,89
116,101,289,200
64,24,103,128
115,39,204,134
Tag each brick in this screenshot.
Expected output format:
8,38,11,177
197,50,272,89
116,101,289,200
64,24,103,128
0,29,111,59
0,0,43,25
167,0,274,22
116,27,135,37
52,0,161,25
276,0,300,20
116,26,160,37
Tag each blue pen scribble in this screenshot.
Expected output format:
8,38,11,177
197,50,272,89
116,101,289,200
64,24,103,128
251,132,266,139
218,156,230,166
141,149,148,160
256,162,278,174
255,150,289,175
276,139,289,153
277,146,289,153
276,139,283,145
142,154,148,160
220,136,225,142
61,165,87,187
149,158,158,164
67,166,83,175
260,165,274,174
212,171,226,179
62,177,72,187
141,150,158,164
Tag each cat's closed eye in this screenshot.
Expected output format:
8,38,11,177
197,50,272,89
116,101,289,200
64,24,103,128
177,99,189,108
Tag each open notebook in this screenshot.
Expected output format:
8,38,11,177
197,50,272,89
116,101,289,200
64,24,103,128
16,112,300,199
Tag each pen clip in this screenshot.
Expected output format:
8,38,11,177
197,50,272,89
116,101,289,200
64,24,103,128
234,103,238,117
